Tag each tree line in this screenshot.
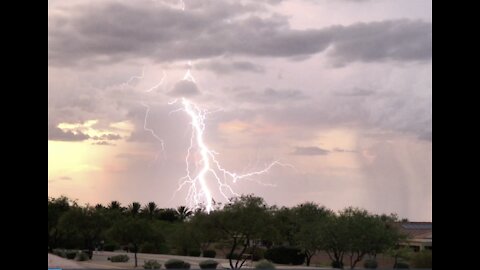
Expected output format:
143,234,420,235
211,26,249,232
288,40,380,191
48,194,408,269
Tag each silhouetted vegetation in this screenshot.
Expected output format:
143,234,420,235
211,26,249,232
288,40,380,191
48,194,420,269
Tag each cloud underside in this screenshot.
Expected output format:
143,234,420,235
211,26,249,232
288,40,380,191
292,146,330,156
48,126,89,141
48,1,431,66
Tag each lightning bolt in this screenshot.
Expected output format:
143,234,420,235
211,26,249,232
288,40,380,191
179,0,186,11
142,0,289,213
171,97,287,213
166,64,284,212
141,69,168,162
124,67,145,87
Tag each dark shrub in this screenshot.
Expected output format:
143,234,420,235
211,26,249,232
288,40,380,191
255,260,276,269
103,243,119,252
363,259,378,269
412,250,432,268
82,249,93,259
246,247,266,261
109,254,130,262
331,261,343,269
75,251,90,261
165,259,190,269
394,262,410,269
188,250,201,257
203,250,216,258
66,250,77,260
143,259,162,269
264,247,304,265
199,259,219,269
52,249,66,258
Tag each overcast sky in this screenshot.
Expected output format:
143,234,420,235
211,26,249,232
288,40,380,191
48,0,432,221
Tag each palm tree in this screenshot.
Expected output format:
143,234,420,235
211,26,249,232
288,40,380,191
128,202,142,216
108,201,122,211
142,202,159,219
176,206,193,221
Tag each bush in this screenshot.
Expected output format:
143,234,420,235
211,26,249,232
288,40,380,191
264,247,304,265
82,249,93,259
52,249,66,258
203,250,216,258
144,259,162,269
363,259,378,269
246,247,266,261
394,262,410,269
331,261,344,269
165,259,190,269
103,243,119,252
188,250,201,257
75,251,90,261
412,250,432,268
199,260,219,269
255,260,276,269
109,254,130,262
66,250,77,260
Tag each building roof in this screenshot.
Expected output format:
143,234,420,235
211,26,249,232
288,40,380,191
396,222,432,239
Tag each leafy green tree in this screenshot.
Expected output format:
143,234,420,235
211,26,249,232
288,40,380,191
48,196,74,251
387,246,413,269
58,206,109,253
108,201,122,211
128,202,142,217
176,206,193,221
108,217,161,267
271,207,296,247
189,210,222,253
212,195,275,270
291,202,332,266
323,208,403,269
171,222,201,255
159,208,180,222
142,202,160,219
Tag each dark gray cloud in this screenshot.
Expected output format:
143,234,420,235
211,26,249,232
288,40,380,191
92,141,116,146
92,134,122,141
168,80,201,97
197,60,265,74
335,88,376,97
237,88,307,104
327,20,432,66
48,126,90,141
334,147,358,153
291,146,330,156
48,1,431,66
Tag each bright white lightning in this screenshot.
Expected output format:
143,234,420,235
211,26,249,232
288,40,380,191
146,71,167,92
171,96,284,213
179,0,186,11
183,61,196,83
144,0,286,213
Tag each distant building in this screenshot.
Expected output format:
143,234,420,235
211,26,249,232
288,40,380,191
397,222,432,252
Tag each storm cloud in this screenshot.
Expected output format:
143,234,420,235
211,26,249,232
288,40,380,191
48,1,431,67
